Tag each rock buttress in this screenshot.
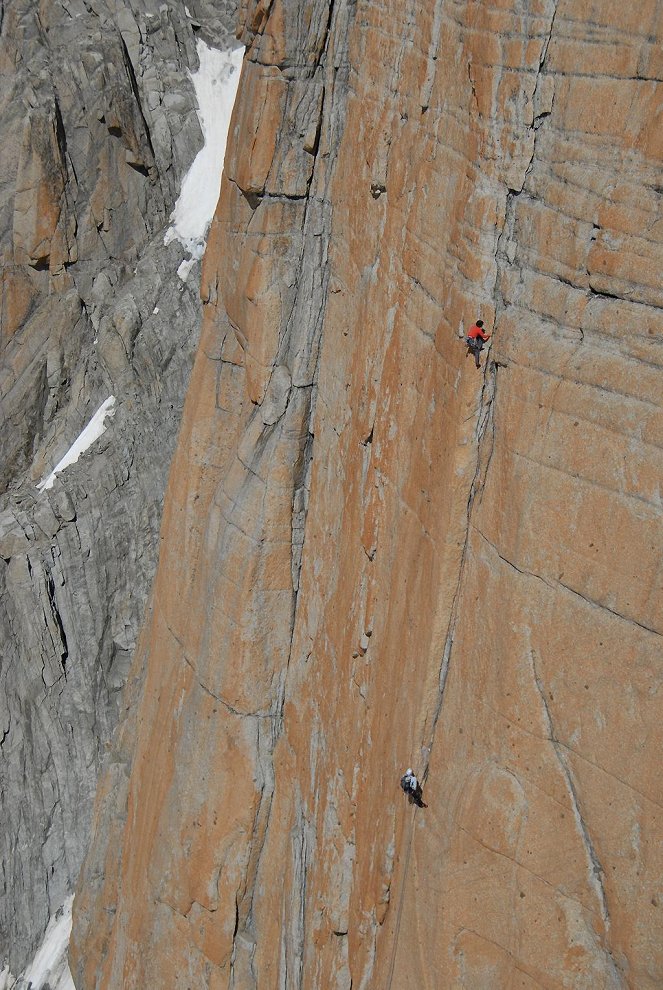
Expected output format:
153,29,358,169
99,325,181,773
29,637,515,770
74,0,663,988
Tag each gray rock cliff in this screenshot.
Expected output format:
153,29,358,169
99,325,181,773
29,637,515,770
0,0,238,973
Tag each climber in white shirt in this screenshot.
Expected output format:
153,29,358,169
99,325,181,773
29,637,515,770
400,767,426,808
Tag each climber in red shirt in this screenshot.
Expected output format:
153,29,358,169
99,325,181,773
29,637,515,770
465,319,491,369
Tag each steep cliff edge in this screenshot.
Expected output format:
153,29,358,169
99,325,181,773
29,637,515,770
73,0,663,987
0,0,238,975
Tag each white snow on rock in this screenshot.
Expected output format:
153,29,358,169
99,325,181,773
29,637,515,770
0,967,16,990
164,40,244,280
2,896,75,990
177,257,197,282
37,396,117,492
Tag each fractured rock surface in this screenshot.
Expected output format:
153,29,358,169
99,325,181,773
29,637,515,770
73,0,663,987
0,0,237,973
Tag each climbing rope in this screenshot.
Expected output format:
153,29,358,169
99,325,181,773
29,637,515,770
385,357,499,988
385,803,419,990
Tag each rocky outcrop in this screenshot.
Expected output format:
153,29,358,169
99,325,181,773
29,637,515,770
73,0,662,988
0,0,238,975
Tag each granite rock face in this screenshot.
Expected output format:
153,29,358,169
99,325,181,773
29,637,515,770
73,0,662,988
0,0,237,974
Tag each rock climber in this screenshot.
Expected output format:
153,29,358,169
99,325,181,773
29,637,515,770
400,768,426,808
465,318,491,369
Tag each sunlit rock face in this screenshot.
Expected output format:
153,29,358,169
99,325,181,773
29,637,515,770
73,0,662,988
0,0,237,975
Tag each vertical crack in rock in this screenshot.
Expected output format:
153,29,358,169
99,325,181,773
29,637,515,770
420,0,445,112
117,31,158,179
391,6,562,977
45,563,69,676
389,366,500,981
384,804,416,990
385,370,500,987
526,0,558,188
277,809,310,990
224,3,357,984
529,652,628,988
290,429,313,597
530,652,609,925
228,719,274,988
479,32,629,985
386,0,417,98
420,361,499,786
536,0,558,85
420,1,561,778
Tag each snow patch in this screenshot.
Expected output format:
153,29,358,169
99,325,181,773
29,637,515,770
3,897,75,990
177,257,197,283
37,396,117,492
164,40,243,265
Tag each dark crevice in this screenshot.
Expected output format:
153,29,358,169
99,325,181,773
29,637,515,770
467,60,480,117
46,569,69,675
241,188,263,210
231,178,313,210
275,190,310,203
291,425,313,596
30,258,51,272
117,31,157,172
532,110,551,129
537,1,558,72
53,95,68,168
587,283,628,303
313,0,337,71
126,161,150,177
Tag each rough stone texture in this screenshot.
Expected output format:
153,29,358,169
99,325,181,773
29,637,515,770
0,0,238,974
73,0,663,988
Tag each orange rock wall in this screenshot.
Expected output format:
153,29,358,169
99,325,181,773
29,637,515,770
73,0,663,987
